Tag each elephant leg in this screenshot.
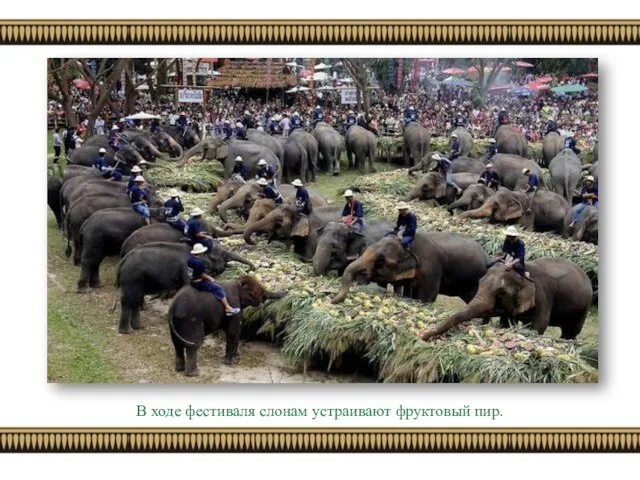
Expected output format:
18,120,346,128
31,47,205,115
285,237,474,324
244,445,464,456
404,146,411,168
530,305,551,335
131,307,142,330
481,316,493,326
300,162,308,184
368,154,376,174
185,346,199,376
499,315,510,328
559,311,587,340
89,265,102,289
118,304,133,334
393,283,404,297
170,329,186,371
65,237,72,258
414,275,440,303
77,264,92,293
223,318,241,365
72,239,82,266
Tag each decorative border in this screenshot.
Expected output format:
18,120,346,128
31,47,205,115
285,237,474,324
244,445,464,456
4,19,640,44
0,429,639,452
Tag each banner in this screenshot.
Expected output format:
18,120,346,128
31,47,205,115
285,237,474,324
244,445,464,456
340,88,357,104
177,88,204,103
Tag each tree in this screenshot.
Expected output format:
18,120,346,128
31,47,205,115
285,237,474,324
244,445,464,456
48,58,79,127
341,58,378,112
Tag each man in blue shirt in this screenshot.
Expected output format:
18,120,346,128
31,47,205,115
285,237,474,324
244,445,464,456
129,176,151,225
292,179,311,215
563,132,580,154
187,243,240,317
386,202,417,248
454,111,466,128
569,176,598,228
431,153,462,195
341,189,364,233
479,163,500,190
222,120,233,140
545,118,559,135
235,122,247,140
176,112,188,136
486,138,497,160
448,132,462,161
231,156,248,183
255,159,268,180
243,110,255,129
163,189,186,232
150,118,160,133
126,165,142,193
257,178,283,205
344,110,357,132
494,108,509,137
108,125,120,150
185,208,215,250
499,226,527,277
291,112,303,131
521,168,539,193
313,106,323,126
93,147,109,176
403,106,417,126
109,167,124,182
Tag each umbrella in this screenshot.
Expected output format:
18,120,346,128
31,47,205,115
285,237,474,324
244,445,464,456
442,77,473,87
314,62,332,70
315,85,335,91
123,112,161,120
442,67,465,74
550,84,589,94
285,86,311,94
515,60,534,68
580,72,599,79
511,86,532,96
467,66,479,74
73,78,91,90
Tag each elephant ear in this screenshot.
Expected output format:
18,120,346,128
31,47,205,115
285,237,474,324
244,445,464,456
290,216,310,238
216,142,229,160
514,277,536,315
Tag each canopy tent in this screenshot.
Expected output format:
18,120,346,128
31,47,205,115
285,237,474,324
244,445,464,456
579,72,599,79
286,86,311,94
442,67,465,74
210,70,222,76
442,77,473,87
315,85,335,91
550,84,589,94
314,62,332,70
72,78,91,90
515,60,534,68
123,112,161,121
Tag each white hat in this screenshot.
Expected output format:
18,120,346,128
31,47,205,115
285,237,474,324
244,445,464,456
431,153,442,160
138,160,148,165
224,119,230,124
111,125,119,130
190,243,208,255
99,148,106,153
585,175,595,182
169,189,180,197
489,138,496,143
522,168,530,174
486,163,493,168
131,166,142,173
236,122,243,128
348,110,354,115
244,110,250,115
451,133,458,137
292,179,303,187
343,189,354,197
257,159,267,166
134,175,145,182
119,118,125,122
234,156,243,162
190,207,205,216
180,112,186,116
257,178,268,186
504,226,519,237
294,111,299,116
395,201,411,211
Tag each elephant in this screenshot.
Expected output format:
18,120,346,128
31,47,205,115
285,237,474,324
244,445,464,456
403,122,431,168
76,206,165,293
496,125,528,158
312,219,393,276
221,198,286,234
548,149,582,203
119,222,237,257
180,138,281,181
48,176,63,229
246,128,285,165
281,137,311,183
346,125,377,173
168,275,284,374
408,155,485,176
458,189,570,234
243,205,343,259
331,232,489,304
62,165,95,183
116,241,255,334
216,182,328,223
564,204,598,245
161,125,201,149
313,122,344,175
490,154,544,190
150,130,183,158
289,129,319,180
451,127,473,157
421,259,592,341
209,177,245,214
69,144,145,171
446,184,505,214
541,131,564,168
404,172,479,205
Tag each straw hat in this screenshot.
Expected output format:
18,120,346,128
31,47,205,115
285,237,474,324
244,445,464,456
131,166,142,173
486,163,493,168
98,148,106,153
257,178,268,186
451,133,458,138
111,125,119,130
343,189,354,197
134,175,145,183
292,179,304,187
190,208,205,217
431,153,442,161
138,160,148,165
522,168,530,174
395,201,411,211
234,156,243,162
585,175,595,182
257,159,267,166
489,138,496,143
236,122,243,128
190,243,208,255
504,226,519,237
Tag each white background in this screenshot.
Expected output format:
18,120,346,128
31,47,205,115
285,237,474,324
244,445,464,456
2,0,639,475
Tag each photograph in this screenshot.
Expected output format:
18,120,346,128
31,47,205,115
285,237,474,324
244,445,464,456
47,57,599,384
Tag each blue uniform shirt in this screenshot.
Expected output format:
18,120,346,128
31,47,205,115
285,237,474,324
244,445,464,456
187,255,206,281
291,116,302,129
487,144,497,158
223,125,233,140
503,238,526,268
263,185,283,204
314,109,323,121
256,165,267,179
437,158,453,174
232,163,248,180
564,137,576,149
186,217,204,239
111,168,123,181
235,127,247,140
295,187,311,215
265,164,276,180
404,109,417,124
528,173,539,188
451,139,461,154
129,185,148,204
342,200,364,219
93,155,107,170
177,116,188,128
392,212,417,238
127,174,137,192
346,114,357,128
480,170,500,188
581,183,598,203
454,115,466,127
163,198,183,220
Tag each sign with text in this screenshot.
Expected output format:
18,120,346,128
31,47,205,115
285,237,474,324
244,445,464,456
340,88,358,104
177,88,204,103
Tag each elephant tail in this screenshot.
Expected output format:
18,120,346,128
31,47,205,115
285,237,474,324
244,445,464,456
109,265,123,314
168,315,198,347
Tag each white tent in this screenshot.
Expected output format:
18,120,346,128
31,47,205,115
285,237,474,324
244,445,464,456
285,86,311,94
123,112,161,120
315,85,335,91
314,62,332,70
313,72,329,82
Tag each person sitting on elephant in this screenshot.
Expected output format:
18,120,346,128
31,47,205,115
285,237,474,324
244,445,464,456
479,163,500,191
431,153,462,195
356,113,367,128
185,208,215,250
291,112,303,131
569,175,598,228
108,124,120,150
521,168,539,193
231,156,248,183
150,118,160,133
345,110,357,132
341,189,364,233
386,201,417,249
234,122,247,140
268,116,280,135
292,179,311,216
494,108,509,136
243,110,255,129
177,112,188,136
454,111,466,128
187,243,241,317
108,167,124,182
448,132,462,161
403,106,417,126
257,178,283,205
223,120,233,140
313,106,324,126
563,132,580,154
545,118,559,135
265,164,277,186
126,165,143,193
488,226,527,277
129,176,151,226
93,148,110,176
255,159,268,180
163,189,186,233
486,138,497,160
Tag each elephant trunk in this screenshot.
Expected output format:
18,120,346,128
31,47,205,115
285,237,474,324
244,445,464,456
266,290,286,300
210,226,241,238
422,294,495,341
574,221,587,242
404,188,420,202
149,145,163,159
458,198,495,220
243,215,274,245
217,196,243,223
312,248,331,276
331,253,372,304
169,140,183,159
179,142,204,164
447,196,467,212
224,249,256,270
